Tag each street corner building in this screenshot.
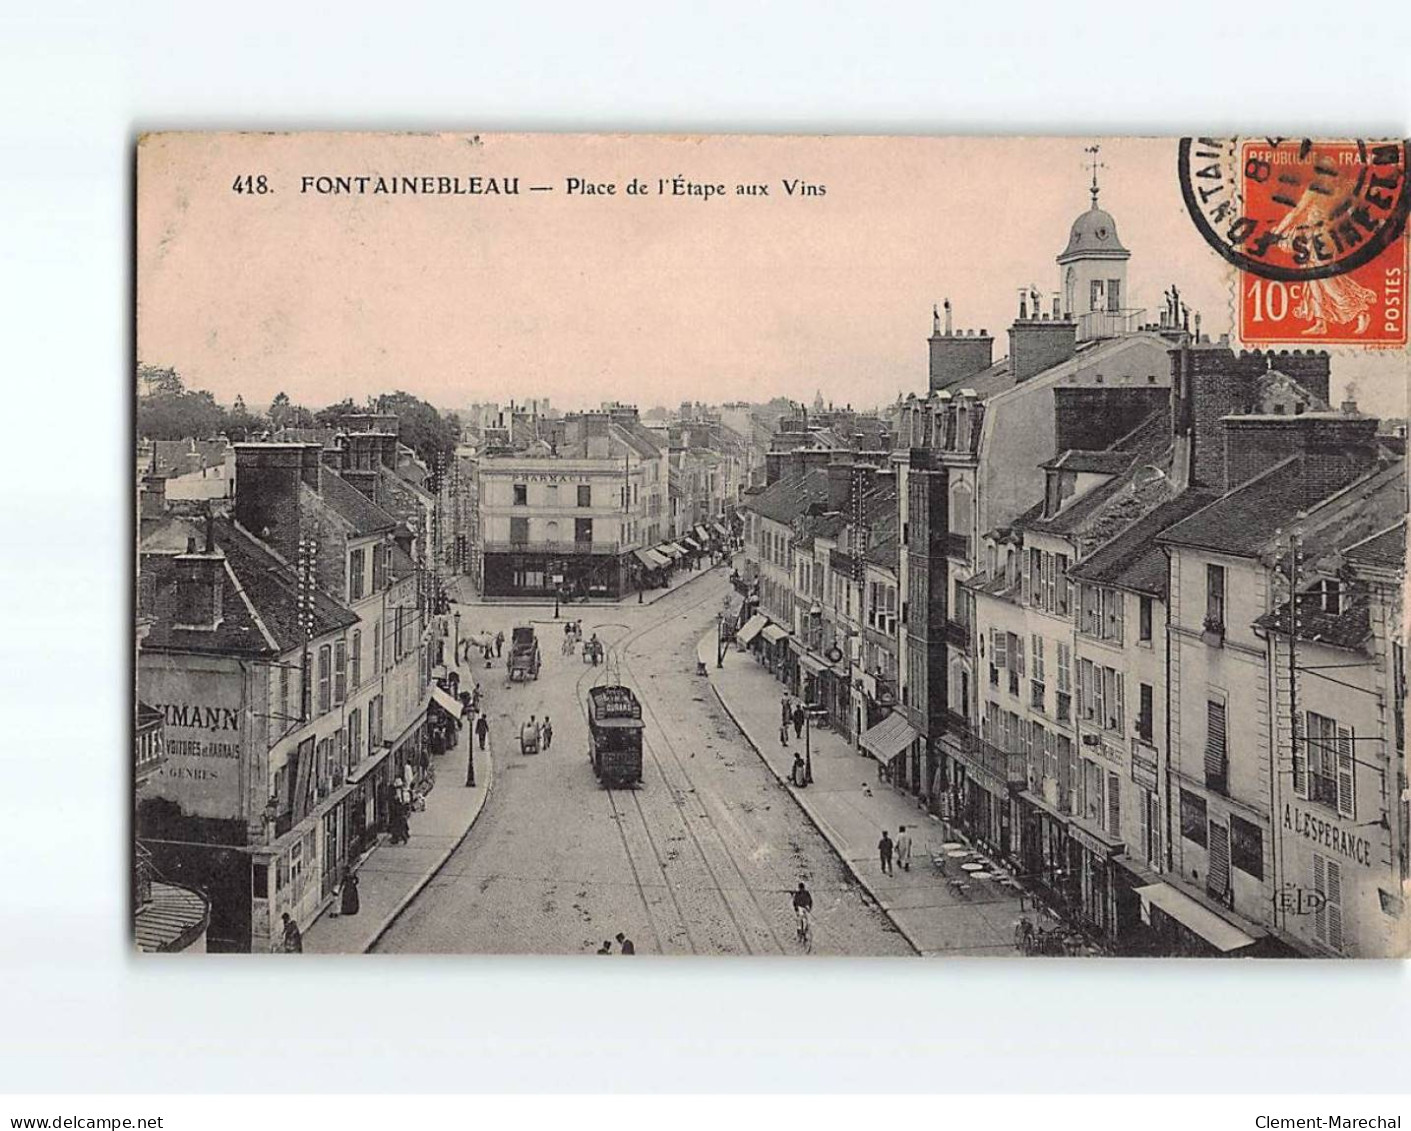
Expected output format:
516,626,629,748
135,428,452,952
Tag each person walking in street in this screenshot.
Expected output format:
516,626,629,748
281,912,302,953
542,716,553,750
896,825,913,872
791,752,806,788
779,720,790,747
615,932,635,955
792,703,805,739
878,830,895,876
494,630,504,658
339,868,360,916
781,695,791,728
596,940,613,954
475,713,489,752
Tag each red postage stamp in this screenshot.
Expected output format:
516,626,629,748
1180,137,1409,347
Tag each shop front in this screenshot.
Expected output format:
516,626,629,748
1016,789,1076,909
1068,820,1125,939
1133,880,1261,957
760,622,791,681
859,711,918,788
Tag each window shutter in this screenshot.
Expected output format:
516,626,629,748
1208,821,1231,897
1205,701,1227,788
1012,633,1025,678
1293,712,1308,797
1022,551,1032,605
1107,771,1121,837
1112,591,1124,643
1139,789,1150,859
1313,853,1327,943
1113,673,1124,731
993,628,1007,668
1337,726,1356,819
1327,860,1343,951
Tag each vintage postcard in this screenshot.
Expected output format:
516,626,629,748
134,133,1409,958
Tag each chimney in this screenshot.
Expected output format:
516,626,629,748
234,443,306,562
172,533,226,631
298,443,322,492
140,471,167,519
929,304,995,394
342,433,382,502
1008,313,1076,383
825,462,852,511
1224,412,1381,497
379,433,399,469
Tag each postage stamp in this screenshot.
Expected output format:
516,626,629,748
1179,137,1409,346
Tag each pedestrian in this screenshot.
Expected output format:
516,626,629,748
615,932,635,955
459,690,472,726
448,669,460,695
792,703,805,739
339,868,360,916
779,721,790,747
781,695,791,727
281,912,302,953
896,825,913,872
597,940,613,954
542,716,553,750
494,631,504,658
476,713,489,751
791,752,806,788
878,830,894,876
389,791,410,845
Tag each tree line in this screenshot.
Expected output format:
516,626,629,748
137,365,460,467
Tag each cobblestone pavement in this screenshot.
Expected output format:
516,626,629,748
374,567,912,956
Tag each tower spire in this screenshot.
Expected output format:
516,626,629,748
1084,143,1105,208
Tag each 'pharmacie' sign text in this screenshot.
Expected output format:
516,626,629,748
1283,803,1374,867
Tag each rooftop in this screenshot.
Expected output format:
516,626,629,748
315,469,398,537
1068,491,1219,598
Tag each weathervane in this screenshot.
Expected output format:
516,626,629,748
1084,144,1106,207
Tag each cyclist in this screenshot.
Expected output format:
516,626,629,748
791,882,814,942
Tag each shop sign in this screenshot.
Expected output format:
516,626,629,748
1131,744,1158,791
1282,803,1375,867
1070,824,1121,859
142,664,246,820
1273,884,1327,916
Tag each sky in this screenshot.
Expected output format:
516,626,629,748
136,133,1408,419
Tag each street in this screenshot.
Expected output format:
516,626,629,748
374,567,913,955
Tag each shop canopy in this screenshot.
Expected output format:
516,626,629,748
760,623,790,644
736,613,768,644
713,522,730,537
694,524,712,542
859,712,918,764
796,651,829,677
656,542,683,559
1133,883,1257,953
681,536,700,551
634,547,670,569
429,685,463,716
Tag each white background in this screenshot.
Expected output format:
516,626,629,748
1,0,1409,1095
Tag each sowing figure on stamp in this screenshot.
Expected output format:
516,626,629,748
1271,192,1376,336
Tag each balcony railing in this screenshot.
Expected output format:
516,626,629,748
482,540,622,556
1077,307,1145,341
949,720,1027,785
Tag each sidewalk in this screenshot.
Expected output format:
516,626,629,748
702,638,1024,957
304,661,496,954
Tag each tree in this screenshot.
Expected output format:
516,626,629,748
137,387,227,440
138,365,184,397
226,394,266,441
267,391,294,429
314,398,359,427
372,391,459,467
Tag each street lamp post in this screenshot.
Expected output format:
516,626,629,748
716,611,728,667
453,610,460,669
803,702,824,785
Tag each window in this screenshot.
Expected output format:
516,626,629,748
370,542,385,592
509,516,529,543
1231,814,1263,880
371,617,381,675
1139,595,1153,642
1301,711,1355,818
577,484,591,507
545,483,558,506
1102,666,1124,731
334,639,347,705
1205,699,1228,794
350,629,361,688
575,517,593,543
1090,278,1104,312
1180,789,1207,846
1084,760,1103,824
349,708,362,765
1313,854,1343,952
1137,682,1153,743
1055,642,1072,721
1205,563,1226,632
1030,634,1046,711
513,483,528,506
1056,554,1070,616
1102,588,1124,643
1140,790,1161,867
1107,278,1121,312
1080,584,1101,637
317,644,331,714
349,547,365,601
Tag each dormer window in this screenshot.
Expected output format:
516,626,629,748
1316,578,1342,614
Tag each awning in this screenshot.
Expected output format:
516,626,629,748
713,522,729,537
1134,883,1257,953
694,524,711,542
737,613,768,644
760,623,790,644
634,547,670,569
797,652,829,677
681,536,700,551
656,542,683,559
859,712,918,764
429,685,463,715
